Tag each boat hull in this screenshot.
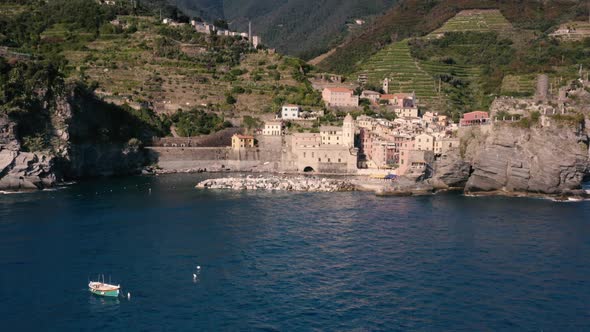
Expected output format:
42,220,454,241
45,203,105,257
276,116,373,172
89,287,120,297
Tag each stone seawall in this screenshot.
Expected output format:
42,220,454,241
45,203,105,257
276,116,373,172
146,147,282,172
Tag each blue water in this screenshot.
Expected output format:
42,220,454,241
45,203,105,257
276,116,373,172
1,174,589,331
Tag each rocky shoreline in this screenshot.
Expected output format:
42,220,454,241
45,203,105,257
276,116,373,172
196,175,356,192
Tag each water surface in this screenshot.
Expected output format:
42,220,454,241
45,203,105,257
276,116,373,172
1,174,589,331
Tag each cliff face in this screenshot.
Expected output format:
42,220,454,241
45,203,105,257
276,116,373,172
0,115,58,190
0,91,150,191
433,123,590,196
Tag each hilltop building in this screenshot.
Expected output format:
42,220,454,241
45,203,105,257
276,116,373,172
380,93,416,108
460,111,490,126
322,87,359,107
361,90,381,104
281,105,301,120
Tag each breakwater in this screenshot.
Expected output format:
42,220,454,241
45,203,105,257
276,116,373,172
196,175,355,192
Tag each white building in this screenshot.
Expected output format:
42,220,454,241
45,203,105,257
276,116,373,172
252,36,262,48
263,121,283,136
281,104,301,120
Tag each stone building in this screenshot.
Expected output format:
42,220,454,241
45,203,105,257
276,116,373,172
322,87,359,107
434,138,460,155
415,133,434,151
287,113,358,173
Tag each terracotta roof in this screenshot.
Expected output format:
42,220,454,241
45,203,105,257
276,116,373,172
381,93,413,99
325,87,353,93
463,111,489,116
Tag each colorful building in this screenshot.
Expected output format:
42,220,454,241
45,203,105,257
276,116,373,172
231,134,255,150
460,111,490,126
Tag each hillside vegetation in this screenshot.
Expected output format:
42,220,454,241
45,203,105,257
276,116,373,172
167,0,399,59
0,0,322,146
319,0,588,74
322,1,590,115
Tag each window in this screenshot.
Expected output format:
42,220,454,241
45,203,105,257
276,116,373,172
303,152,306,158
318,158,321,162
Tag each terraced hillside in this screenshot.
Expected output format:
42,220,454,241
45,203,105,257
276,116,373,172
58,16,319,118
550,21,590,41
0,3,26,18
353,40,443,106
430,9,512,36
500,74,537,96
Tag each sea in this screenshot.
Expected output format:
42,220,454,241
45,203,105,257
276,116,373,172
0,174,589,331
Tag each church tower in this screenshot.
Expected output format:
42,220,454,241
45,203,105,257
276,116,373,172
383,77,389,94
343,113,356,148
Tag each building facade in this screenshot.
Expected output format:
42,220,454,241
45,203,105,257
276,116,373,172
322,87,359,107
263,121,283,136
281,104,301,120
231,134,255,150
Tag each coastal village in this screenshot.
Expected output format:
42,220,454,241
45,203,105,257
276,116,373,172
147,8,590,181
1,1,589,196
153,69,588,180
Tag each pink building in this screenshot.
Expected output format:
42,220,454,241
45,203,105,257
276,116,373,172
322,87,359,107
460,111,490,126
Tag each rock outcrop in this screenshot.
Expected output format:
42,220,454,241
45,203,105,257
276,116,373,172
0,115,58,190
458,123,589,195
430,150,472,189
0,149,57,190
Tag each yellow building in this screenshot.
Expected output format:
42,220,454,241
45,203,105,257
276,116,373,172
231,134,255,150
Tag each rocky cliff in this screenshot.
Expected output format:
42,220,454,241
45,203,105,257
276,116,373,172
431,122,590,196
0,115,58,190
0,89,152,191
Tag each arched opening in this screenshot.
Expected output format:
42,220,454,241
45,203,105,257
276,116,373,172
303,166,315,173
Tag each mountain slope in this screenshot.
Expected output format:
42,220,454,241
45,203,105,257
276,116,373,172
166,0,399,59
318,0,587,74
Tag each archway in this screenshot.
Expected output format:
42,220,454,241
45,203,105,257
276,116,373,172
303,166,315,173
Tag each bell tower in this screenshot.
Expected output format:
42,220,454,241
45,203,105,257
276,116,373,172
343,113,356,148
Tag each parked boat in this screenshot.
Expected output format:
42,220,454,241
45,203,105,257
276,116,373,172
88,275,120,297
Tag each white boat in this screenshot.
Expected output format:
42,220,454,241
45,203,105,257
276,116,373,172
88,275,120,297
